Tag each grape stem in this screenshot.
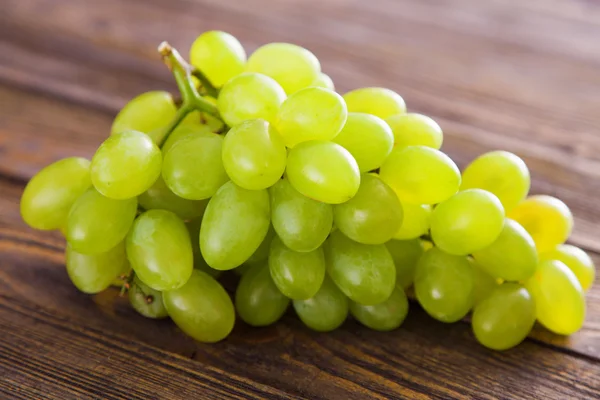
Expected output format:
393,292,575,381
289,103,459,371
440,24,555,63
191,68,219,98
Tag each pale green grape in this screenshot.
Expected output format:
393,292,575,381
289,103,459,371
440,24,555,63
343,87,406,119
461,151,530,212
471,259,500,307
269,178,333,252
286,141,360,204
65,241,129,294
385,113,443,150
431,189,505,255
333,174,403,244
246,42,320,94
385,239,424,289
540,244,595,292
414,247,474,322
185,218,222,279
379,146,461,205
235,264,290,326
222,119,287,190
472,219,538,281
333,113,394,172
325,230,396,305
472,283,536,350
392,201,431,240
275,87,347,147
200,182,270,270
293,276,348,332
161,122,214,154
350,286,409,331
138,176,208,220
268,236,326,300
126,209,193,291
163,270,235,342
217,72,286,127
128,277,169,319
311,73,334,90
66,188,137,254
21,157,91,230
189,30,246,87
243,226,276,267
162,132,229,200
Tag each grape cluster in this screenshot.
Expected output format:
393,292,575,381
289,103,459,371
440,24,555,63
20,31,595,350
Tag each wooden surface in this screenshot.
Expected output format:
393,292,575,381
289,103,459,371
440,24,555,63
1,0,600,398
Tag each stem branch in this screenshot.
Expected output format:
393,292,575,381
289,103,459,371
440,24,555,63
192,68,219,98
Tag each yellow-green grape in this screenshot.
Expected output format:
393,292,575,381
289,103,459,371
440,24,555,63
385,113,443,150
472,284,536,350
235,264,290,327
526,260,585,335
333,113,394,172
269,178,333,252
350,286,409,331
91,131,162,200
126,210,193,291
244,226,276,268
163,270,235,343
343,87,406,119
539,245,595,292
431,189,505,255
414,247,474,322
385,239,424,290
293,276,348,332
392,202,431,240
161,123,214,154
200,182,270,270
138,176,208,221
185,218,222,279
472,219,538,281
461,151,530,212
162,132,229,200
246,42,320,94
21,157,91,230
325,230,396,305
333,174,403,244
275,87,347,148
65,241,129,294
66,188,137,255
128,277,169,319
217,72,286,127
471,259,500,307
508,195,573,253
286,141,360,204
222,119,287,190
311,73,334,90
189,30,247,87
379,146,461,205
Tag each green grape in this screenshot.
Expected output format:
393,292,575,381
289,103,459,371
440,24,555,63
246,42,320,94
508,195,573,253
350,286,409,331
185,218,222,279
161,122,214,154
472,219,538,281
431,189,505,256
333,113,394,172
461,151,530,212
471,259,500,307
244,226,276,267
138,176,208,220
325,230,396,305
343,87,406,119
162,132,229,200
66,188,137,254
163,270,235,343
333,174,403,244
65,241,129,294
268,236,326,300
111,91,177,143
539,245,595,292
286,141,360,204
379,146,461,205
269,178,332,252
126,209,193,291
233,263,253,276
414,247,474,322
128,277,169,319
222,119,287,190
311,73,334,90
293,276,348,332
200,182,270,270
472,283,536,350
275,87,347,147
392,202,431,240
385,239,424,289
189,30,246,87
21,157,91,230
235,264,290,326
217,72,286,127
385,113,443,150
91,130,162,200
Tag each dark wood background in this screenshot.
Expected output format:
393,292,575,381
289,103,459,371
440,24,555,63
1,0,599,398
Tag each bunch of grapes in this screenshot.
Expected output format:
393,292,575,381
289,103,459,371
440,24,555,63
20,31,595,350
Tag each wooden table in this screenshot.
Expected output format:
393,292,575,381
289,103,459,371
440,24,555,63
1,0,599,398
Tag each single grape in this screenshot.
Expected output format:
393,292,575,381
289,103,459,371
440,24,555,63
189,30,246,87
311,73,334,90
350,286,409,331
392,202,431,240
138,176,208,220
539,244,595,292
385,239,424,290
343,87,406,119
21,157,91,231
385,113,443,150
293,276,348,332
161,122,214,154
128,277,169,319
185,218,222,279
471,259,500,307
